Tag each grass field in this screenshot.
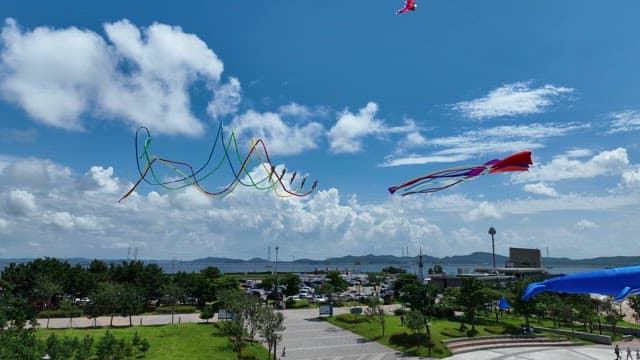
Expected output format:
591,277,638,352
327,313,524,358
36,322,268,359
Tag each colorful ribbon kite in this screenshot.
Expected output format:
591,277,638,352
119,123,318,202
388,150,532,196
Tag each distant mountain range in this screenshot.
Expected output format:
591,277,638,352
3,252,639,268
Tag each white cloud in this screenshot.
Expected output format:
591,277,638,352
453,81,573,120
607,110,640,134
523,183,558,197
0,18,228,136
5,189,37,215
328,102,385,154
514,148,629,183
574,219,599,231
381,122,584,167
464,201,502,221
78,166,120,194
207,77,241,119
621,167,640,189
555,148,592,158
229,109,324,156
0,157,73,188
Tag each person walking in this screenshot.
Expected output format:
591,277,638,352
627,347,633,360
615,344,621,360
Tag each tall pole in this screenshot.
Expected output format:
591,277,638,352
488,226,496,271
274,246,279,295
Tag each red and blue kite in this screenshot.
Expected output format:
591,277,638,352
388,150,533,196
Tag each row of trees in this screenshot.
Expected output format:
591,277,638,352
389,272,640,356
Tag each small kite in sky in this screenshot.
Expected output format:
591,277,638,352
118,123,317,202
397,0,417,14
522,265,640,302
388,150,532,196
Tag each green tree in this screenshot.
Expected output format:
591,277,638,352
457,277,487,333
161,280,184,325
259,308,285,360
280,273,301,297
508,279,539,329
199,304,214,323
365,296,386,338
118,285,144,327
405,309,430,353
325,271,348,294
32,274,62,328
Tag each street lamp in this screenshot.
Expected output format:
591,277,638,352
488,226,496,271
274,246,279,296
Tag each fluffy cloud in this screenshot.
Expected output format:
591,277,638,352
513,148,630,183
207,77,242,119
5,189,37,215
228,109,324,156
523,183,558,197
0,18,233,136
453,81,573,120
328,102,384,153
464,201,502,221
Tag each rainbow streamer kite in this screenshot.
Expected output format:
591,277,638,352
119,123,318,202
388,150,532,196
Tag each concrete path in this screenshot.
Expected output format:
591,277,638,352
446,345,621,360
278,307,423,360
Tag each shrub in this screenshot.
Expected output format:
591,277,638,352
154,305,197,314
38,308,83,319
393,308,407,316
334,313,369,324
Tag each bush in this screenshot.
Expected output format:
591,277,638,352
393,308,407,316
154,305,197,314
38,308,83,319
334,313,369,324
440,328,466,338
466,328,479,337
286,299,310,309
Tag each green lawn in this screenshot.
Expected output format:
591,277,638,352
36,322,268,359
327,313,523,358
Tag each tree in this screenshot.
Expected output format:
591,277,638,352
325,271,348,294
365,296,386,338
405,309,429,353
400,282,438,356
88,282,122,327
218,290,249,358
507,279,538,330
32,274,62,328
457,277,487,333
260,309,285,360
118,285,144,327
280,273,301,297
199,305,214,323
432,265,444,274
392,273,419,296
161,280,184,325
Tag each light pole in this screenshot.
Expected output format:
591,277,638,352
274,246,279,297
488,226,496,271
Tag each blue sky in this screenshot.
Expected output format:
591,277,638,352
1,0,640,261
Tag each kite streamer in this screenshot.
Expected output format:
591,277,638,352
388,150,532,196
119,123,317,202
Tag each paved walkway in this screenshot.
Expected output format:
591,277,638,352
446,345,623,359
278,307,423,360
